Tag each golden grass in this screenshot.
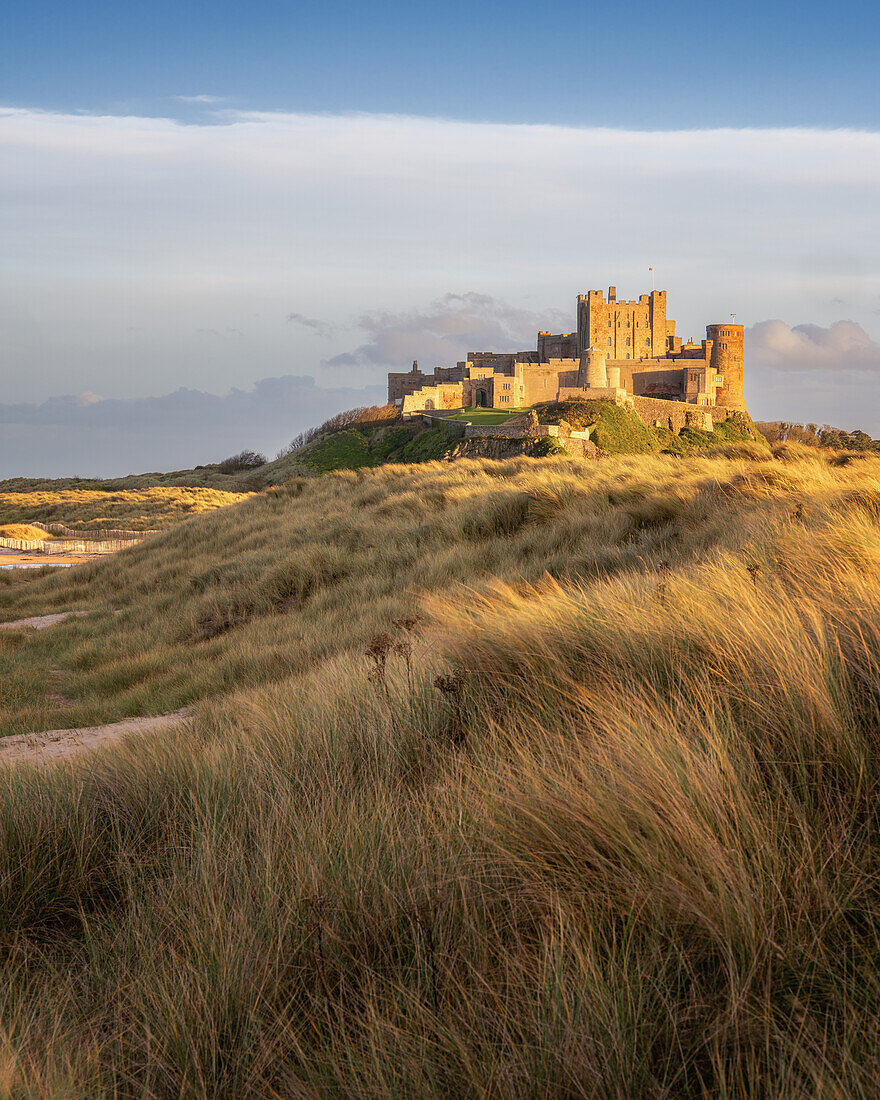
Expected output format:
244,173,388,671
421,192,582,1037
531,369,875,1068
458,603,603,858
0,450,878,1094
0,486,250,531
0,524,48,541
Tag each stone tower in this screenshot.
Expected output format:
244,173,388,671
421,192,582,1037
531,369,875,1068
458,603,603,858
707,323,745,410
577,287,668,361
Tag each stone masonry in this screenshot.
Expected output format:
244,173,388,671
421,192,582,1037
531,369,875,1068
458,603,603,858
388,286,746,424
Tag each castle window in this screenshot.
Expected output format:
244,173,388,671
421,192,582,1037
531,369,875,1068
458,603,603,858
502,383,510,390
722,343,727,349
625,337,630,345
625,353,630,359
607,338,612,346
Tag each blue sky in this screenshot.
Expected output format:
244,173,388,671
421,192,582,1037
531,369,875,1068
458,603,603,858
3,0,879,129
1,0,880,475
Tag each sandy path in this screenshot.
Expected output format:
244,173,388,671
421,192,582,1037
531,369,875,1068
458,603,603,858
0,709,194,765
0,549,104,566
0,611,90,631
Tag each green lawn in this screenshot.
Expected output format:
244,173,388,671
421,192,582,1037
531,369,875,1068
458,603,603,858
437,407,529,424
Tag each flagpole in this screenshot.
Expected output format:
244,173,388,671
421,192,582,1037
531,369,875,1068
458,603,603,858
649,266,654,291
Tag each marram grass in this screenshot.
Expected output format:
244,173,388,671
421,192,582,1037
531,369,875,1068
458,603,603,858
0,486,248,531
0,450,878,1096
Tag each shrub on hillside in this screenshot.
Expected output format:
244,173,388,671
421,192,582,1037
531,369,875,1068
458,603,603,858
218,450,267,475
279,404,401,457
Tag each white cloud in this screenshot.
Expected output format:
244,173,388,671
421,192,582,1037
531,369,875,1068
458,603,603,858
324,292,568,369
173,95,227,104
747,319,880,371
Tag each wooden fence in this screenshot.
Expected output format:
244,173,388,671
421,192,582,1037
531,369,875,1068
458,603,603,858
0,536,145,555
29,520,157,541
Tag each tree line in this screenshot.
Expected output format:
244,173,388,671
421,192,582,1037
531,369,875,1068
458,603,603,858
756,421,880,452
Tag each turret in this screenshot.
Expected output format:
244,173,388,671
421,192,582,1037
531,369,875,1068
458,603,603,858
578,346,607,389
706,323,745,409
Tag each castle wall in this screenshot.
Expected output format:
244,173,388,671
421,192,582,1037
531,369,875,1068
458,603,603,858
630,396,737,432
519,361,578,405
537,332,578,359
628,365,687,398
389,364,465,402
401,383,463,413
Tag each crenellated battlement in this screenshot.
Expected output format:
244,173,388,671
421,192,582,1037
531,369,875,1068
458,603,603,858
389,285,746,417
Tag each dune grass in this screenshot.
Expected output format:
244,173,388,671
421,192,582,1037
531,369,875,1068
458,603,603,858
0,486,249,532
0,449,878,1094
0,524,51,541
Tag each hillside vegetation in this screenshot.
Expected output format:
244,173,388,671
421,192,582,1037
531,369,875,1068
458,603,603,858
0,402,766,504
0,486,249,531
0,446,878,1095
535,398,765,455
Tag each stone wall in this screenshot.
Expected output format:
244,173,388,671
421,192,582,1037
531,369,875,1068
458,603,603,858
519,362,576,405
631,395,733,432
401,383,464,413
464,424,529,439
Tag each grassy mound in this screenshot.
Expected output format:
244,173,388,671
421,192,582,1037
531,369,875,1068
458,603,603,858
0,523,48,541
535,397,660,453
661,410,769,455
0,450,879,1094
294,422,462,471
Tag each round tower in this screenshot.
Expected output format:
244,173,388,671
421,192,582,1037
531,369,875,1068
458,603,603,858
707,323,745,410
578,347,607,389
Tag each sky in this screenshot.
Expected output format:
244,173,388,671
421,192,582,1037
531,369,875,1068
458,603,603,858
1,0,879,475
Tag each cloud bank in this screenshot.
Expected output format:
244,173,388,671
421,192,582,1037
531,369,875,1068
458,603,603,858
0,375,384,479
2,105,880,469
746,320,880,431
747,320,880,372
3,311,880,479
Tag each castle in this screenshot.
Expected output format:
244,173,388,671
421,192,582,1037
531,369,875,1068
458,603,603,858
388,287,746,425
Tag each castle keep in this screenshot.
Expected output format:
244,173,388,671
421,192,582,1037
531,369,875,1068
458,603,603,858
388,287,746,423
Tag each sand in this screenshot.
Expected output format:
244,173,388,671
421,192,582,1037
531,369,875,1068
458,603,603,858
0,611,90,630
0,548,103,567
0,709,194,765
